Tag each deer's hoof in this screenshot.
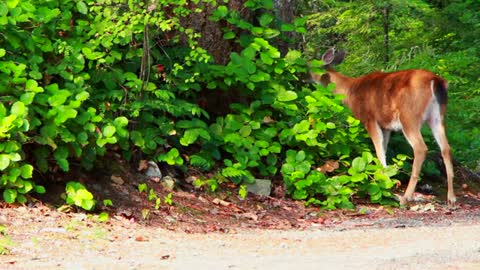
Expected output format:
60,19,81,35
447,193,457,209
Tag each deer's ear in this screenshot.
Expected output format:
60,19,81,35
321,48,335,65
332,50,346,65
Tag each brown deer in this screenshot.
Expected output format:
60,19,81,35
312,48,456,206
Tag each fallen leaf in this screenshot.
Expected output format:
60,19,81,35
137,160,149,171
150,177,161,183
111,175,125,185
135,235,149,242
236,212,258,221
316,160,339,173
263,116,275,124
185,175,197,183
212,198,231,207
410,203,436,213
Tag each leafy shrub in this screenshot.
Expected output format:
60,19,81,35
65,181,96,211
0,0,401,209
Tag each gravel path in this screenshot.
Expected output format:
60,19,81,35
2,215,480,270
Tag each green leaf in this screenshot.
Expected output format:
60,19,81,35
3,189,16,203
6,0,19,9
20,164,33,178
76,1,88,15
48,90,72,106
98,212,109,222
223,32,236,39
0,154,10,170
295,151,306,162
239,125,252,137
285,50,302,64
214,5,228,18
18,180,33,194
352,157,366,172
10,101,25,116
277,91,297,102
57,159,69,171
17,194,27,203
20,93,35,105
351,173,366,182
259,13,274,27
0,49,5,58
114,116,129,127
180,129,199,146
54,107,77,125
138,183,147,193
102,125,116,137
35,185,46,194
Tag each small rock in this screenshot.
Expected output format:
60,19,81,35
161,176,175,191
418,184,433,194
145,161,162,179
185,175,197,184
90,183,103,192
246,179,272,196
165,216,177,223
111,175,125,185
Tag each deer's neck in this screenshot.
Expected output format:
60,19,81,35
327,70,354,102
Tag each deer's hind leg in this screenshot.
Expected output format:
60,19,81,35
400,123,428,205
428,114,456,207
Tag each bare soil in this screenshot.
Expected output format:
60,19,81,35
1,158,480,269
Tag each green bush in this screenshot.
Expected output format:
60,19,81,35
0,0,401,209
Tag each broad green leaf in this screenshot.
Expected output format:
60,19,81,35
20,93,35,105
114,116,129,127
10,101,25,116
77,1,88,15
0,154,10,170
213,5,228,18
102,125,116,137
295,150,306,162
277,91,297,102
48,90,72,106
75,91,90,102
259,13,274,27
20,164,33,178
54,107,77,125
0,48,5,58
16,194,27,203
59,158,70,170
180,129,199,146
18,180,33,194
6,0,19,9
3,189,16,203
223,32,235,39
352,157,366,172
35,185,46,194
351,173,366,182
239,125,252,137
285,50,302,64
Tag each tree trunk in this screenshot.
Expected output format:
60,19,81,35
274,0,297,54
182,0,253,65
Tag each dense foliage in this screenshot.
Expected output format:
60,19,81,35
1,0,477,210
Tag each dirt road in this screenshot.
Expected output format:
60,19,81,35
2,208,480,270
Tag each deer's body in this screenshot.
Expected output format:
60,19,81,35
314,49,456,206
